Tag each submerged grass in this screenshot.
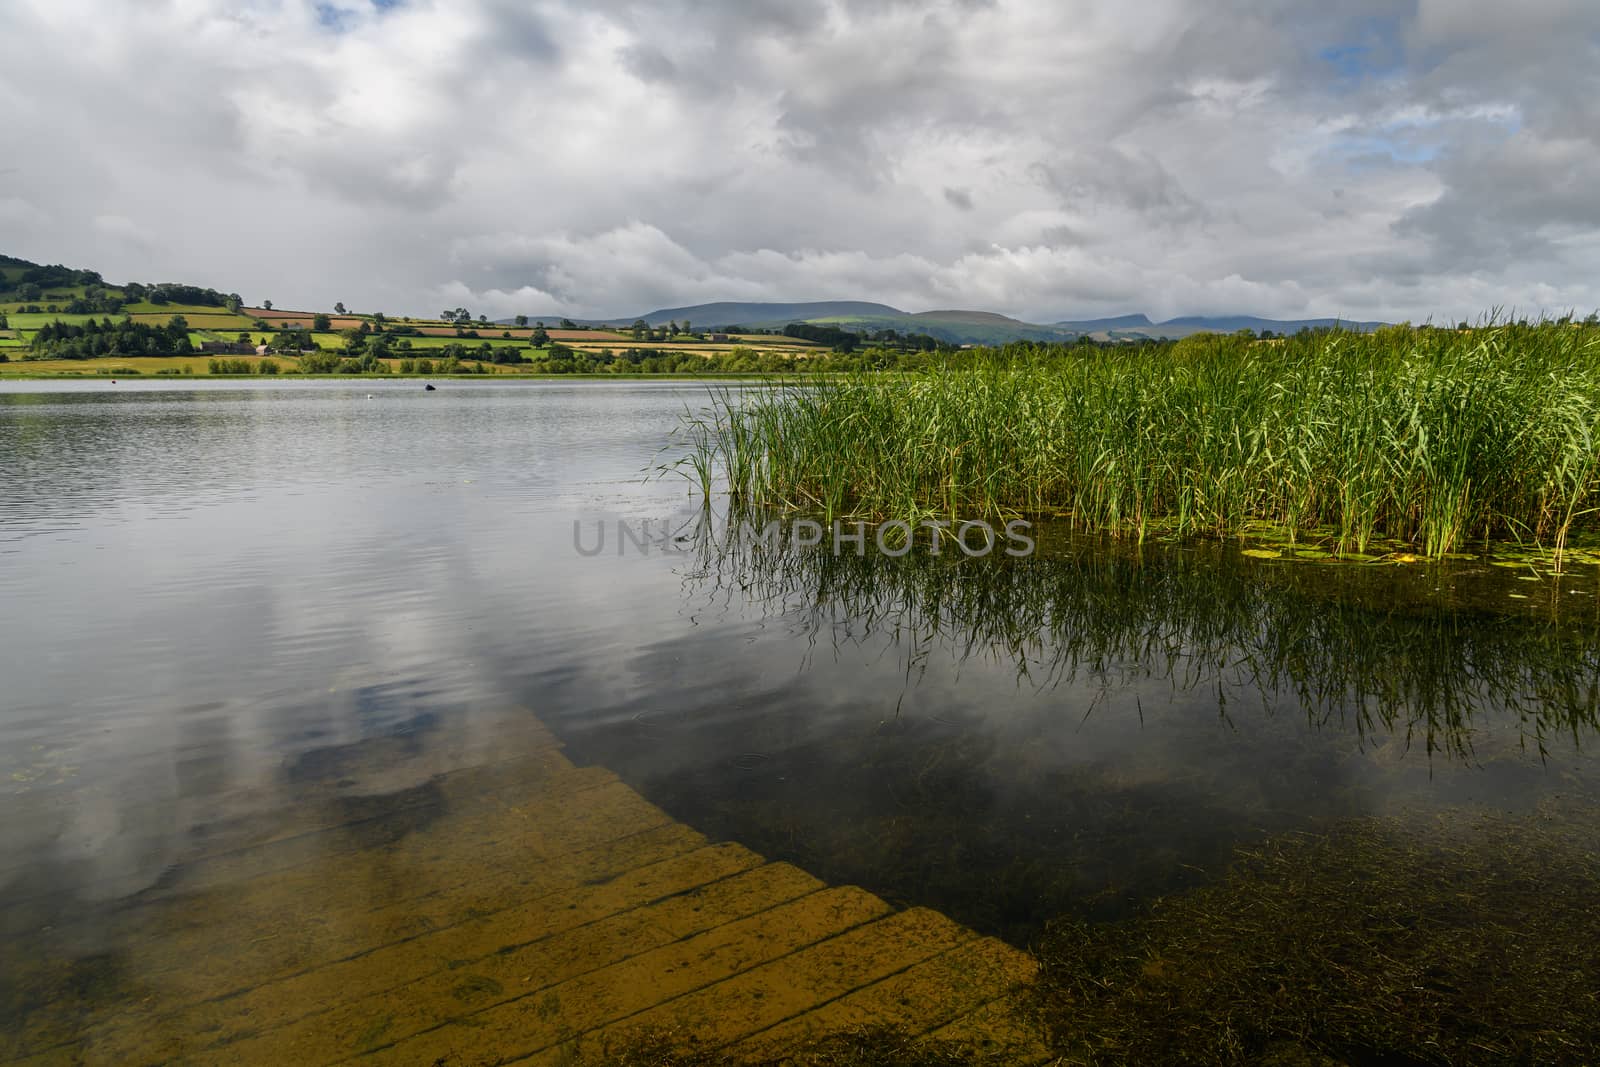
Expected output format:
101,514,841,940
590,1026,1008,1066
680,323,1600,558
1034,801,1600,1066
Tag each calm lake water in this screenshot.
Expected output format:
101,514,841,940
4,380,1600,1056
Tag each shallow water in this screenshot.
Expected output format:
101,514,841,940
3,380,1599,1058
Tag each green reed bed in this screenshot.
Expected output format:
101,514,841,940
681,323,1600,558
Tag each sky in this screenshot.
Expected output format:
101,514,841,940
1,0,1596,324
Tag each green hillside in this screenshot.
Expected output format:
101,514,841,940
797,313,1076,346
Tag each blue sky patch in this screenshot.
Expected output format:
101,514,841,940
316,0,400,31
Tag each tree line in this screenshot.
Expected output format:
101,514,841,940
28,316,194,359
780,322,949,352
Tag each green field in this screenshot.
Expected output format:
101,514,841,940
1,356,214,375
0,253,913,374
128,312,253,329
115,301,231,315
3,313,107,330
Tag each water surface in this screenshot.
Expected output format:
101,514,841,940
3,380,1599,1050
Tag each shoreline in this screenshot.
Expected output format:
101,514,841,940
0,372,793,383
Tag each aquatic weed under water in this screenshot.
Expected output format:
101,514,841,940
1034,801,1600,1066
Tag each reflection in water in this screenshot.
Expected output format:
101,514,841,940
540,511,1600,944
688,514,1600,762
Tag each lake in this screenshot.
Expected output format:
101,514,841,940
3,380,1598,1064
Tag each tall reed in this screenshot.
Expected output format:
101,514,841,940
677,322,1600,558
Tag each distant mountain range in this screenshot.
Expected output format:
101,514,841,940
510,302,1389,345
1057,312,1392,340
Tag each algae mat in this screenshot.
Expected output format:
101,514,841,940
1,709,1045,1065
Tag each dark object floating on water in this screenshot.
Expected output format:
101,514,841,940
424,383,436,391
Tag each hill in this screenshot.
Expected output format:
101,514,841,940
1051,313,1154,332
799,312,1074,346
498,302,1078,344
631,301,906,328
570,304,1392,346
1053,313,1388,340
6,250,1394,352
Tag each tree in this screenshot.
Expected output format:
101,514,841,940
560,318,578,330
531,325,549,346
271,328,314,352
224,294,242,314
262,300,273,310
16,283,40,302
313,313,332,331
29,317,196,360
631,319,648,340
682,320,691,335
334,302,347,314
514,314,529,328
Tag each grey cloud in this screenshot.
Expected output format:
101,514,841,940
1033,148,1207,227
619,44,679,84
473,1,561,64
1397,131,1600,264
0,0,1595,326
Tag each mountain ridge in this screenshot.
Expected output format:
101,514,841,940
2,251,1392,345
511,301,1392,344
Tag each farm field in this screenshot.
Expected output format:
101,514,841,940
118,302,242,316
1,356,214,375
243,309,374,330
0,254,903,381
3,313,107,330
127,312,255,329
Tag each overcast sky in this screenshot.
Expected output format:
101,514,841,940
2,0,1595,323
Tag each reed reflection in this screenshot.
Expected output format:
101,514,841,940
686,512,1600,764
